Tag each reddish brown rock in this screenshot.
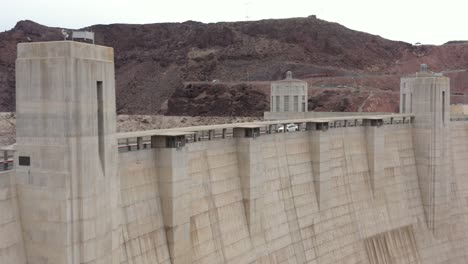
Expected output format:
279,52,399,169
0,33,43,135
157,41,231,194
1,18,468,116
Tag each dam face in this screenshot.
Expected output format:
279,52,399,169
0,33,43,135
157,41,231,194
2,41,468,264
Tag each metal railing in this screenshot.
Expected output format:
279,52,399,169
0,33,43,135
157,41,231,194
117,114,414,152
0,149,14,171
450,114,468,121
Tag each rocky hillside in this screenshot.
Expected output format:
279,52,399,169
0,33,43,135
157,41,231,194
1,17,468,116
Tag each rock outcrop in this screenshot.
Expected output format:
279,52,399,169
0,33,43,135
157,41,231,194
2,18,468,115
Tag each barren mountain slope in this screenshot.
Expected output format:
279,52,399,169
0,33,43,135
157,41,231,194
1,18,468,116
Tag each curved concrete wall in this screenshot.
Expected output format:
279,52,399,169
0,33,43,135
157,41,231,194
112,123,468,264
3,122,468,263
11,40,468,263
0,171,25,264
119,149,171,263
188,139,252,263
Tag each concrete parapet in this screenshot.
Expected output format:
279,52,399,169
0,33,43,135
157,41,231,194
117,114,414,142
264,111,392,121
306,120,329,131
233,125,262,138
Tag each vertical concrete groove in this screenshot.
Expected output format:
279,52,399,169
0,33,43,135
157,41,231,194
65,64,76,264
341,132,355,203
156,147,192,264
121,226,131,263
121,204,137,264
309,131,319,210
274,135,307,263
204,150,227,262
364,226,420,264
430,84,436,231
14,171,29,264
76,138,83,264
236,136,268,260
69,141,76,264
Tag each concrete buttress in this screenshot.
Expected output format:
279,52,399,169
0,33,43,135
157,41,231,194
235,127,267,254
364,118,385,195
308,122,331,210
153,135,192,264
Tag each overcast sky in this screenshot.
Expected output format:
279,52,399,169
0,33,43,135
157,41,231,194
1,0,466,45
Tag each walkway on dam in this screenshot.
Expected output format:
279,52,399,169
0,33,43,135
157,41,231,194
117,113,415,152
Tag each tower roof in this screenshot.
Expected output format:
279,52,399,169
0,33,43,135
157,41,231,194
404,64,445,78
274,71,307,83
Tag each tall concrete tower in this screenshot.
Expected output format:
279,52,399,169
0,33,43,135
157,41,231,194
15,41,120,263
270,71,308,112
401,64,452,237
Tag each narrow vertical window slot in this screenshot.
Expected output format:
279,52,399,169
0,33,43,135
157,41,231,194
294,96,298,111
410,93,412,113
97,81,105,173
402,94,406,113
302,96,306,112
276,96,280,112
284,96,289,112
271,96,273,111
442,91,445,123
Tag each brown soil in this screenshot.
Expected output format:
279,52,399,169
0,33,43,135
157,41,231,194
1,18,468,116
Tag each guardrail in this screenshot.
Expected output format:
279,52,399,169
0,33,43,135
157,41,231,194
450,115,468,121
117,114,414,152
0,114,414,165
0,148,14,171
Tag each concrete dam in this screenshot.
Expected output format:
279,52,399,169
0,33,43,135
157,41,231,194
1,41,468,264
